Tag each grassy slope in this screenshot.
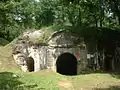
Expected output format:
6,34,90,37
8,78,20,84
0,26,120,90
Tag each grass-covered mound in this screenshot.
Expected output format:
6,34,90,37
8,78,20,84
22,25,72,44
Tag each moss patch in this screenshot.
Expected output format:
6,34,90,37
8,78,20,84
27,25,72,44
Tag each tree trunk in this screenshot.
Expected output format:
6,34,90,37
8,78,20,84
94,16,98,27
99,0,104,27
78,7,82,26
76,6,82,27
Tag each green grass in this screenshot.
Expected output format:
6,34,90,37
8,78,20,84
0,70,120,90
0,71,60,90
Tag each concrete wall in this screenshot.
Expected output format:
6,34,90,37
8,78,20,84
47,46,87,74
12,30,87,74
13,44,87,74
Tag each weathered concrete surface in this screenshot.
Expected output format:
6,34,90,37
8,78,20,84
12,30,87,74
47,47,87,74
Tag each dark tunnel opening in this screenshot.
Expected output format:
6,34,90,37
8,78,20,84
56,53,77,75
26,57,34,72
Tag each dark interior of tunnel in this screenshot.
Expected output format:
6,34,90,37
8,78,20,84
26,57,34,72
56,53,77,75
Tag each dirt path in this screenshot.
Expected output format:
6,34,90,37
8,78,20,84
57,77,120,90
58,79,74,90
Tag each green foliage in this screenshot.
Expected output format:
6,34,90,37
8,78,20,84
31,25,71,44
0,0,23,41
0,0,120,42
38,31,51,44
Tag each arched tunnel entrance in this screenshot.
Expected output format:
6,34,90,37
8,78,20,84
56,53,77,75
26,57,34,72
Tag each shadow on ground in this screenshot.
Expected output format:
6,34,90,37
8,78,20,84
95,86,120,90
80,69,120,79
110,72,120,79
0,72,38,90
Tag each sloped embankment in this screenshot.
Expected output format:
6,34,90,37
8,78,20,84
0,45,19,71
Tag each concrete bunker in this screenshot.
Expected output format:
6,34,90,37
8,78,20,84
56,53,77,75
12,30,87,74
